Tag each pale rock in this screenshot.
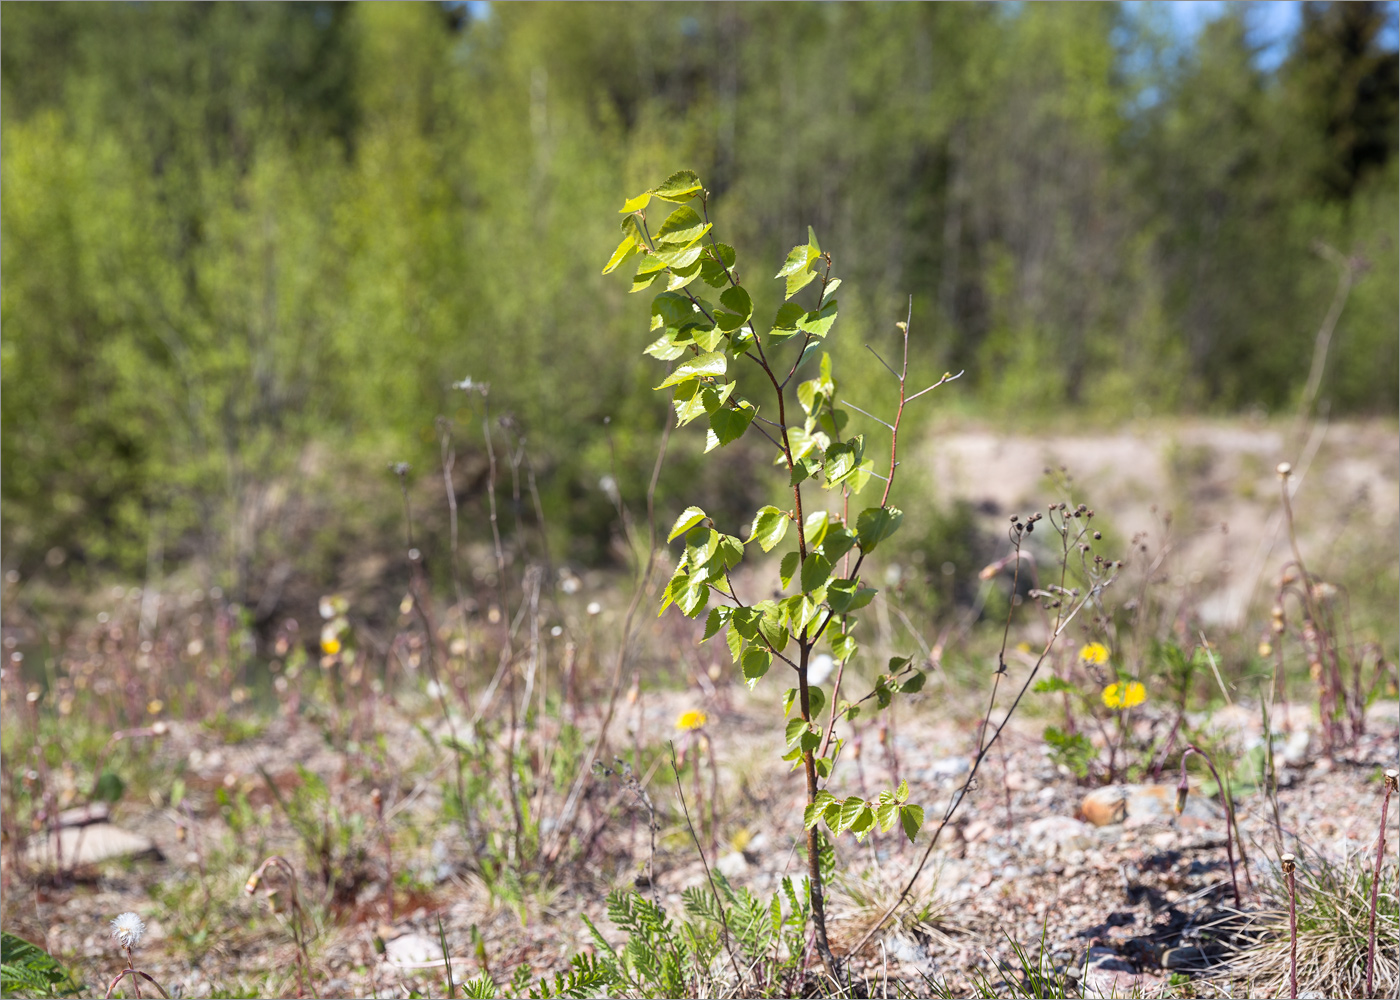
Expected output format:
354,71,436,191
1280,728,1312,765
1005,770,1039,792
386,932,441,966
715,851,749,879
1022,816,1094,856
24,823,161,869
963,819,994,843
887,933,926,966
928,757,971,781
1081,784,1221,828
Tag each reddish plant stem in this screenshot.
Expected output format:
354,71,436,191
1367,771,1398,998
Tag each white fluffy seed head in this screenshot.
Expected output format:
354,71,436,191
110,912,145,949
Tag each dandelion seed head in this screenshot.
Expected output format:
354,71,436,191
111,912,145,949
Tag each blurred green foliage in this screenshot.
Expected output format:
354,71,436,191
2,2,1395,594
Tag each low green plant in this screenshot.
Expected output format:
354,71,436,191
1,933,82,999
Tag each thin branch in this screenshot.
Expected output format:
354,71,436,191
839,399,895,431
903,370,965,403
865,344,901,381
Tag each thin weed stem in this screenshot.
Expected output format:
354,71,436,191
1367,770,1398,998
1282,852,1298,1000
669,741,745,988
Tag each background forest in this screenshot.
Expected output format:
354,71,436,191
2,0,1396,607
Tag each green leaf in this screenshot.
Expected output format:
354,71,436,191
685,525,721,570
699,244,735,288
677,577,709,618
725,624,744,664
655,351,726,390
846,460,874,494
719,285,753,320
823,799,842,829
807,685,826,717
757,609,789,653
631,268,661,294
667,506,707,542
876,801,897,833
652,169,703,202
826,579,877,614
784,717,807,747
785,268,819,300
672,380,709,426
651,242,706,270
781,594,820,635
603,236,639,275
799,726,821,753
823,440,858,485
741,647,772,687
655,206,709,246
820,526,857,563
839,796,865,833
658,568,685,616
702,607,727,642
714,309,747,333
800,553,833,594
899,804,924,843
783,687,799,716
730,606,761,640
691,324,725,352
789,454,821,486
900,670,927,694
896,779,909,802
748,506,789,552
772,301,807,335
717,533,744,570
807,225,822,256
666,259,702,292
849,804,875,840
1033,676,1075,694
856,506,904,552
799,299,838,338
652,290,700,328
803,509,831,549
776,244,812,278
831,631,857,661
822,278,842,301
619,191,652,214
645,332,689,362
709,401,754,447
779,550,800,588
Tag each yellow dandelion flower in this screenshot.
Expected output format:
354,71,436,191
1258,641,1273,658
676,709,707,731
1015,641,1033,654
1101,681,1146,709
321,636,342,656
146,699,164,715
1079,642,1110,665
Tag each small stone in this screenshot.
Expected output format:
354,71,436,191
386,932,440,966
715,851,749,878
1151,831,1177,849
929,757,971,781
1022,816,1094,856
1081,784,1219,827
1280,729,1312,765
24,823,161,869
1005,770,1039,792
964,819,994,843
888,933,925,965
